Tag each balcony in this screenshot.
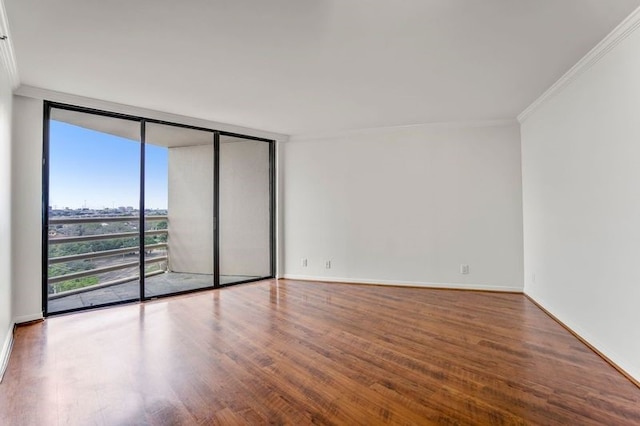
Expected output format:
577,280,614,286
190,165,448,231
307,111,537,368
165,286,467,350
47,214,257,312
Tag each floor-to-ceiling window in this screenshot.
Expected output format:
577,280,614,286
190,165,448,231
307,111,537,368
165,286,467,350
43,102,275,315
219,135,273,285
144,122,215,298
45,108,143,313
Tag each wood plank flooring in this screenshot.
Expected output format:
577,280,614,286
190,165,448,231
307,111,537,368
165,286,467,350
1,279,639,425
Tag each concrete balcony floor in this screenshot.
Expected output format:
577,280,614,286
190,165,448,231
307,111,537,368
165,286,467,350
48,272,261,313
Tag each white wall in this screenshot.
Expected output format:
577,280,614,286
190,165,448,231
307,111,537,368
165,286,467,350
521,25,640,381
283,123,524,291
168,144,214,274
11,95,42,322
0,57,14,373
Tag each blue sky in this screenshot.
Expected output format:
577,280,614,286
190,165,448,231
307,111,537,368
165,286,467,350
49,121,168,209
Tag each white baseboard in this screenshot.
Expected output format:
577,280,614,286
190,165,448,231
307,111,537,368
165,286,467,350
525,292,640,387
14,313,43,324
1,314,44,382
282,274,523,293
0,322,14,382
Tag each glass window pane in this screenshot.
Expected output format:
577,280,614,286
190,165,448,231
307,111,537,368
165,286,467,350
144,122,214,297
47,108,141,313
219,136,271,284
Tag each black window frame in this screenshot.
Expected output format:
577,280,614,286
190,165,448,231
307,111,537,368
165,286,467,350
42,101,276,316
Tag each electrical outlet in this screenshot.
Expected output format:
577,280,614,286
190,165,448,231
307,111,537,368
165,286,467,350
460,264,469,274
301,258,308,267
325,260,331,269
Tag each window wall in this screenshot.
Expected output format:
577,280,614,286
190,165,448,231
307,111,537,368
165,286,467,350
43,103,275,315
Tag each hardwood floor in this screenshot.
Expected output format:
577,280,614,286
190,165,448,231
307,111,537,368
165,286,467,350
1,279,639,425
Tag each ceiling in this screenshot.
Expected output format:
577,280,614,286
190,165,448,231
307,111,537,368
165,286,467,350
5,0,640,135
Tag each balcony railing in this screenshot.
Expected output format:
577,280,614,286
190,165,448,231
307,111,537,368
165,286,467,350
48,215,168,299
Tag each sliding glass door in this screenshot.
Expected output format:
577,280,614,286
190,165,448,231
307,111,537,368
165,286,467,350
43,102,275,316
144,122,215,298
219,135,273,285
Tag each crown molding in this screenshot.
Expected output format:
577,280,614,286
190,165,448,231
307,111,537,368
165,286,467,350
15,84,289,141
0,0,19,88
518,6,640,123
288,118,518,143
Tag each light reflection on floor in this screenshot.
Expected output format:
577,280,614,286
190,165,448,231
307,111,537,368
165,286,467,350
48,272,260,313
